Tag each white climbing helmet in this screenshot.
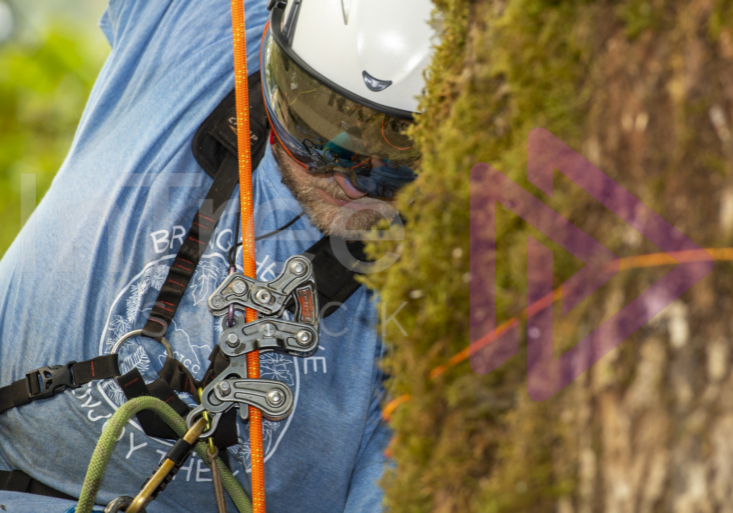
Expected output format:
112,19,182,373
261,0,440,197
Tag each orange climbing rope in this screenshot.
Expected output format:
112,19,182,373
382,247,728,421
230,1,266,511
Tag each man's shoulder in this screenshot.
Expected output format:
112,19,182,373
100,0,230,50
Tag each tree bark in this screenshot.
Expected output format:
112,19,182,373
364,0,733,511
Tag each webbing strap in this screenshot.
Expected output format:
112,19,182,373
0,469,75,500
142,152,240,340
117,356,238,449
117,368,190,440
142,72,268,344
156,356,200,397
0,355,119,415
72,355,120,384
200,346,232,388
304,236,368,317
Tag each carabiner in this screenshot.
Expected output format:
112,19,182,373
199,388,217,454
187,404,222,439
104,496,144,513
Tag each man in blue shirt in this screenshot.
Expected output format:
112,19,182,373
0,0,437,511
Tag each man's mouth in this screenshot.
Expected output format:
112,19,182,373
314,188,383,210
280,148,388,211
333,174,367,199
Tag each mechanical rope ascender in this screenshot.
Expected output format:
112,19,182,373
115,256,319,513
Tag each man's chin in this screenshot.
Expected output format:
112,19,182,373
314,188,388,210
304,197,396,238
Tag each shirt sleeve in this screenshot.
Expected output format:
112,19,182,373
98,0,160,49
97,0,268,75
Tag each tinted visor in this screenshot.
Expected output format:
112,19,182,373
261,26,420,198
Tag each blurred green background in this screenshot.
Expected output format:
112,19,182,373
0,0,108,258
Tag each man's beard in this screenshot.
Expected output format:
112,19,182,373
273,143,397,238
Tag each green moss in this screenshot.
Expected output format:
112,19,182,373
616,0,665,39
363,0,733,510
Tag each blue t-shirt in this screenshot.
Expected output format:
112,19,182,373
0,1,390,512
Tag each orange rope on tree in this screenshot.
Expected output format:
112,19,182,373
230,0,266,511
382,247,728,421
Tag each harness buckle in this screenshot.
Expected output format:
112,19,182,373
25,362,79,400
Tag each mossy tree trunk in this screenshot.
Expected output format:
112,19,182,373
364,0,733,511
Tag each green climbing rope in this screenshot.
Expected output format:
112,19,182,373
75,396,253,513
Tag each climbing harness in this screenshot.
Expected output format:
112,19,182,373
0,0,454,507
0,0,415,507
0,69,369,508
0,61,369,513
106,253,320,511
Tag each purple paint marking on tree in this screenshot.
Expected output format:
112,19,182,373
470,128,713,400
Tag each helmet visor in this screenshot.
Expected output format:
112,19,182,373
261,26,420,198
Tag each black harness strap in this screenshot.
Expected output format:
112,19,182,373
142,152,240,340
116,365,237,448
0,355,119,415
116,369,189,439
142,74,269,343
0,470,75,500
73,355,121,383
303,236,369,317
